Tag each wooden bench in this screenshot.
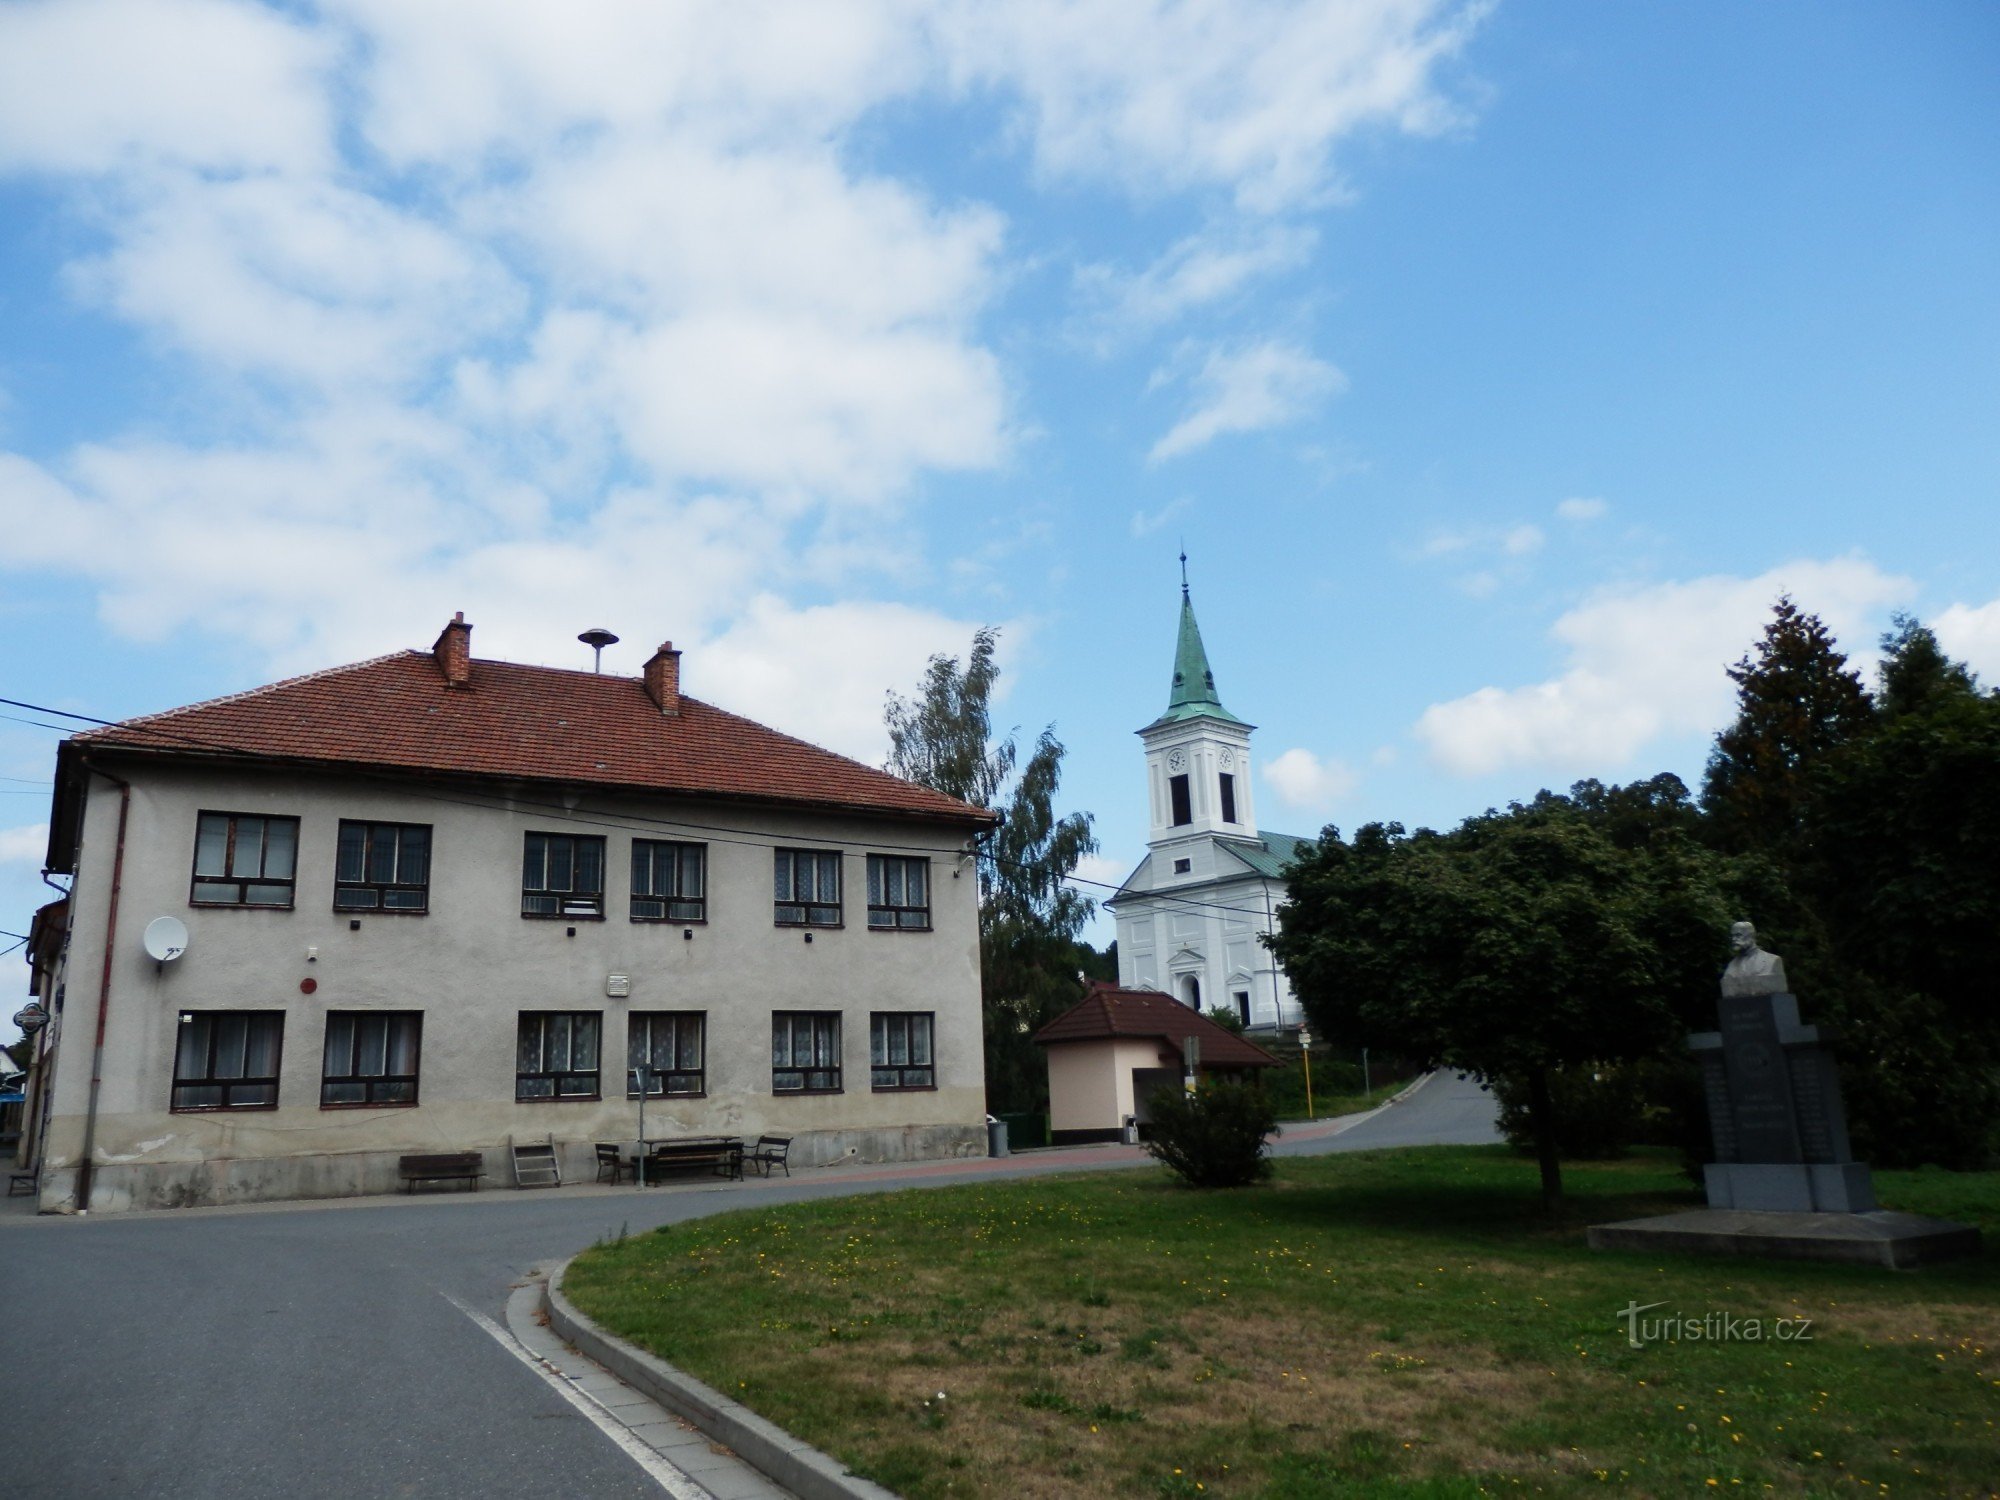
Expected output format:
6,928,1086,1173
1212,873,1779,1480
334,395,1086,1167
640,1137,742,1182
398,1151,484,1193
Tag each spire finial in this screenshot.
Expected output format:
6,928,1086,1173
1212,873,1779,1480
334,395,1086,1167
1179,545,1189,599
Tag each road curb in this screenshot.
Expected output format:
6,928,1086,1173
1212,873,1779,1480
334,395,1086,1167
545,1257,899,1500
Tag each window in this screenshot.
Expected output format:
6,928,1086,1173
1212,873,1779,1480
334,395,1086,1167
334,821,431,912
1172,857,1192,874
627,1012,705,1096
1219,773,1237,824
191,811,298,907
870,1012,935,1090
866,854,930,930
522,833,606,918
1233,990,1251,1028
774,848,841,927
172,1011,283,1111
321,1011,421,1106
772,1011,841,1092
1169,774,1192,826
516,1012,601,1099
631,840,706,922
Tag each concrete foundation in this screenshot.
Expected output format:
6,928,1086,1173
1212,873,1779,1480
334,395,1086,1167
1588,1208,1980,1269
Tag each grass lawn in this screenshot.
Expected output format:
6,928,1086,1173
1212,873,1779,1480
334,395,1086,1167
563,1147,2000,1498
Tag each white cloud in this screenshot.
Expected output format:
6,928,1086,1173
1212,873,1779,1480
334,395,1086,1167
1264,747,1359,810
1130,496,1194,539
942,0,1488,212
1416,557,1913,777
1149,341,1345,462
1072,852,1133,893
1501,524,1544,557
1934,598,2000,682
0,0,332,175
1556,496,1607,522
0,824,49,865
1076,224,1316,337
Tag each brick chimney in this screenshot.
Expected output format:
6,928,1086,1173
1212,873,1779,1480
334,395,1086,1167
432,611,472,688
643,640,682,715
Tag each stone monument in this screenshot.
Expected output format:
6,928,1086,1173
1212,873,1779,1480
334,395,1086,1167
1686,921,1875,1212
1587,919,1979,1267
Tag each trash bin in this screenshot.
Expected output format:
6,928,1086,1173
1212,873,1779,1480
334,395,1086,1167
1121,1115,1139,1146
986,1116,1009,1157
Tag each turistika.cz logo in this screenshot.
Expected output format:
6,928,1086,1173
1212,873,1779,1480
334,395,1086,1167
1617,1300,1815,1349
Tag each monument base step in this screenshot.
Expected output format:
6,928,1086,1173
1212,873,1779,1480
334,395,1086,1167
1587,1209,1981,1269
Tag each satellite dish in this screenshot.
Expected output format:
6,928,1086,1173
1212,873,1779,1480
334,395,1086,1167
143,916,189,964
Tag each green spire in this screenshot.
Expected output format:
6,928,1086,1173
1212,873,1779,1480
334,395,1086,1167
1152,566,1246,728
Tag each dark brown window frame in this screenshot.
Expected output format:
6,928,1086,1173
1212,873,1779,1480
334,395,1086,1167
626,1010,707,1098
1219,772,1237,825
171,1010,285,1112
516,1010,603,1101
772,1010,842,1094
320,1010,423,1108
189,810,300,909
1168,773,1192,826
865,853,931,931
869,1011,936,1091
773,848,842,928
522,831,607,919
333,820,432,914
630,839,707,923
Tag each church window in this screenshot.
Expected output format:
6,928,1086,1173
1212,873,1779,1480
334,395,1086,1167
1219,773,1237,824
1169,774,1192,826
1172,857,1191,874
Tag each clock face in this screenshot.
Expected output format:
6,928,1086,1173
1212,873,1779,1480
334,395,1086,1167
1219,750,1234,769
1167,748,1187,772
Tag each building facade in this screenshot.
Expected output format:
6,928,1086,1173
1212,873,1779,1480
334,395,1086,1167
1104,585,1309,1032
31,616,993,1212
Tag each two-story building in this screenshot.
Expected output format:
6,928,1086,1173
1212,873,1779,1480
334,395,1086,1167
31,614,994,1212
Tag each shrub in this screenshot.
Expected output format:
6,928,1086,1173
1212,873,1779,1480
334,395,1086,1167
1492,1063,1647,1160
1142,1078,1278,1188
1204,1005,1246,1035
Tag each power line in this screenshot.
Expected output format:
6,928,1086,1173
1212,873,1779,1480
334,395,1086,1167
4,693,1295,925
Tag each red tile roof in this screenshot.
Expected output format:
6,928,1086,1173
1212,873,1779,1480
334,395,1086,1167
1033,982,1280,1068
71,647,993,826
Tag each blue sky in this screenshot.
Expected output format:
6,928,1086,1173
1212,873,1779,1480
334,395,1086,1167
3,2,1998,1036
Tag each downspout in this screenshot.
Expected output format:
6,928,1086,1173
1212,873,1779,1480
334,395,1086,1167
73,763,131,1213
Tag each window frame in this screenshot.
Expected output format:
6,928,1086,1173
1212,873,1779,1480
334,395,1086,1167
869,1011,936,1091
515,1011,603,1101
171,1010,285,1112
772,1010,843,1094
865,854,931,931
189,810,300,909
333,820,432,914
773,848,843,928
630,839,707,924
1219,772,1237,825
626,1011,707,1097
320,1010,423,1108
521,832,607,919
1168,774,1192,826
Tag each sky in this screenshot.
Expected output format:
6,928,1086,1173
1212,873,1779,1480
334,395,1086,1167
2,1,1998,1041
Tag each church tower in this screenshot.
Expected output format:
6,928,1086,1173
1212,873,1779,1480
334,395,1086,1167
1107,563,1305,1031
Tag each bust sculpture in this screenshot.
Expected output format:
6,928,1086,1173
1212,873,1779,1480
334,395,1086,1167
1720,920,1788,997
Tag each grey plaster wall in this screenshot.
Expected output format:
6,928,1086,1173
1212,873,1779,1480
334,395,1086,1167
41,759,986,1211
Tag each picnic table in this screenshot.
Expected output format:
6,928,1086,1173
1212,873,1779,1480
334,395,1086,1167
628,1135,743,1182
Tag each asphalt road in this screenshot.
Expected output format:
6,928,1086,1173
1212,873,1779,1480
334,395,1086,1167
2,1073,1498,1500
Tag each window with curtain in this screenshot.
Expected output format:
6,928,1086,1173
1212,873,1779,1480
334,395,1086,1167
630,840,706,922
172,1011,284,1110
190,811,299,907
626,1012,705,1096
516,1011,602,1099
773,848,841,927
320,1011,422,1106
772,1011,841,1092
870,1012,934,1090
865,854,930,930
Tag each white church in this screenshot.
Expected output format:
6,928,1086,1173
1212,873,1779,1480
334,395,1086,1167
1105,580,1310,1032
